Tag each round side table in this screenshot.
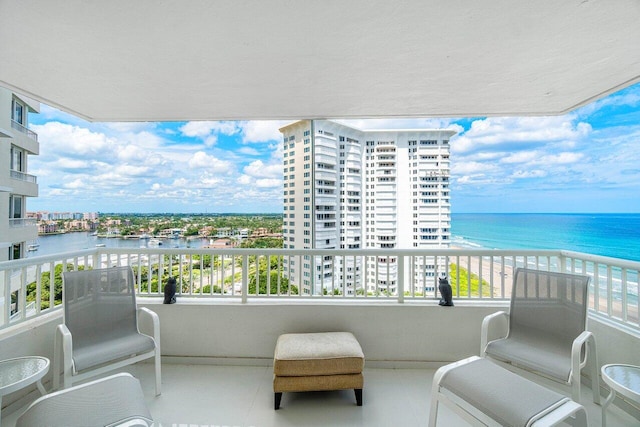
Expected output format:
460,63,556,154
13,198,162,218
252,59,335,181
601,364,640,427
0,356,49,426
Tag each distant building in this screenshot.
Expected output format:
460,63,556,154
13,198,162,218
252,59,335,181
207,238,237,248
251,227,270,238
280,120,454,296
0,88,40,262
236,228,249,239
38,221,58,234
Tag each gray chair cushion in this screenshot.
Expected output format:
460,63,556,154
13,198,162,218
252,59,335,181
63,267,156,373
440,358,566,427
73,331,156,373
485,326,572,382
486,268,590,383
16,373,152,427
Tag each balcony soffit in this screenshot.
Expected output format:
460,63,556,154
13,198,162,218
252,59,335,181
0,0,639,122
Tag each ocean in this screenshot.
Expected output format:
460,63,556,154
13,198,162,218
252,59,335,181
451,213,640,262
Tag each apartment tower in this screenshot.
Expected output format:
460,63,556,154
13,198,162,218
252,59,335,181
0,87,40,319
280,120,454,296
0,88,40,262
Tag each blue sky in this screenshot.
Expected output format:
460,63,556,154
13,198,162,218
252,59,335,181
27,83,640,214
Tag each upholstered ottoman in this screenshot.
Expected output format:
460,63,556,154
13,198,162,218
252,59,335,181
273,332,365,409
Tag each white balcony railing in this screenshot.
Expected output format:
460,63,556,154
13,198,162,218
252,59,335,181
8,218,37,228
11,120,38,141
0,248,638,333
10,169,37,183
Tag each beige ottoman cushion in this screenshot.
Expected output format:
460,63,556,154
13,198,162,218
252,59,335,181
274,373,364,393
274,332,365,377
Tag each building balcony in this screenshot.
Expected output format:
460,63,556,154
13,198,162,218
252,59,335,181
10,120,38,142
8,171,38,197
0,247,638,426
8,218,37,228
314,170,336,181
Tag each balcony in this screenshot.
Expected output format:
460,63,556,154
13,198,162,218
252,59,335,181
0,247,638,425
8,218,37,228
10,120,38,142
9,170,38,197
9,170,36,184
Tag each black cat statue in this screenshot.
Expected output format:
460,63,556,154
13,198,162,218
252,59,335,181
164,277,177,304
438,277,454,306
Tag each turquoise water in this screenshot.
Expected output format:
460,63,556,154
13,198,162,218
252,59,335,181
451,213,640,262
30,214,640,262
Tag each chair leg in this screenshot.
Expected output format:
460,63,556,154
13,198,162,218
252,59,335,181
275,392,282,410
428,390,440,427
354,388,363,406
155,349,162,396
588,336,600,405
53,329,61,391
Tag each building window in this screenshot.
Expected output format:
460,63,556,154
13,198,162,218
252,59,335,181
9,195,23,219
12,98,25,125
10,146,25,172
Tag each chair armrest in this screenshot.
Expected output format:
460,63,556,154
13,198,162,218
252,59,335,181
137,307,160,350
480,311,509,357
571,330,595,375
53,324,73,390
571,330,599,404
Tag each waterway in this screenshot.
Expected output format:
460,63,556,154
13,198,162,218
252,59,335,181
27,232,209,258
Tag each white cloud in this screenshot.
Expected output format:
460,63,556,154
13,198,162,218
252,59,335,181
536,152,584,165
500,151,540,164
237,146,261,156
255,178,282,188
188,151,233,173
452,116,592,154
179,121,238,138
237,175,252,185
53,158,90,170
452,161,498,175
31,122,114,157
243,160,282,178
510,170,548,179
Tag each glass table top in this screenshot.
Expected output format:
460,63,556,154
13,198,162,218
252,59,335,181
603,364,640,400
0,357,49,391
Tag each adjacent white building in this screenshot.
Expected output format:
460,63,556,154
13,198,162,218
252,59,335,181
0,88,40,319
280,120,454,296
0,87,40,262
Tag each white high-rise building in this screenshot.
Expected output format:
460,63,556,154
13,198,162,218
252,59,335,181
280,120,455,296
0,88,40,262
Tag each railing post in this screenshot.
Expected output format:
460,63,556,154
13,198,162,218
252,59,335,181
3,269,10,326
398,254,405,303
242,255,248,303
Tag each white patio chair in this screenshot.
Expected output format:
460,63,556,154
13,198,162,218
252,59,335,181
16,373,153,427
481,267,600,404
52,266,161,395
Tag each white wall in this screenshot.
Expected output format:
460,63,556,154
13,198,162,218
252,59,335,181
1,301,639,410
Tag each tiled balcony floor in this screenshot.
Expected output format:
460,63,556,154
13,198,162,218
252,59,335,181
4,362,638,426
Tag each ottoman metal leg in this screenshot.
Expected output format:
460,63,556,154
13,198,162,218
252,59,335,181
275,392,283,410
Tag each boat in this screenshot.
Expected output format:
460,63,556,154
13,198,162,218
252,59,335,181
27,243,39,251
140,233,150,239
95,243,106,247
148,239,163,247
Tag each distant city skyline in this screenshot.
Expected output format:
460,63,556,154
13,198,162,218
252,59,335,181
27,82,640,213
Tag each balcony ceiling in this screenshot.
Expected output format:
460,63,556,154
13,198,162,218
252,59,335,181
1,0,639,122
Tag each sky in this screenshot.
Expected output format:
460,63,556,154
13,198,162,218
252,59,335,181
27,82,640,214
